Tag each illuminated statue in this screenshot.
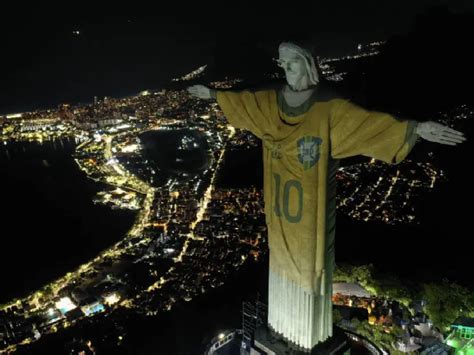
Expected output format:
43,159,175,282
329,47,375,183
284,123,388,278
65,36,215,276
188,41,465,351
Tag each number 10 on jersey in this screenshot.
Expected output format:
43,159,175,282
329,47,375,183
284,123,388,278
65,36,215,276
273,173,303,223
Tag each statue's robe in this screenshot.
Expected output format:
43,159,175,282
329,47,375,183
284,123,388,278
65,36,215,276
216,85,418,349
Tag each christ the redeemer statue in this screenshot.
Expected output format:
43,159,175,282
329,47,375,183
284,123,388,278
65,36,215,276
188,41,465,351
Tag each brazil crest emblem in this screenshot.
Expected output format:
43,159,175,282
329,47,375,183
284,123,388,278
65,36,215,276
297,136,323,170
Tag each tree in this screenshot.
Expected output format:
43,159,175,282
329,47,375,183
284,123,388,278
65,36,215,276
422,280,472,331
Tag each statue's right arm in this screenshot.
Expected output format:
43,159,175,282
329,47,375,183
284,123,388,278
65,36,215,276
187,85,275,139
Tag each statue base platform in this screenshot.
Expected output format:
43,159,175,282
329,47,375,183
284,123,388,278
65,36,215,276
250,325,350,355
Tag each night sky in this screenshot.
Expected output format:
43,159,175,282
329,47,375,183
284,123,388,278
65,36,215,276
2,1,474,114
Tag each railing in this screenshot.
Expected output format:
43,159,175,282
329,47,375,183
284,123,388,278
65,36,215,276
206,329,243,355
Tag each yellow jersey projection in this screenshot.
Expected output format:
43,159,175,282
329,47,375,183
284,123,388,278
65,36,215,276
216,85,418,348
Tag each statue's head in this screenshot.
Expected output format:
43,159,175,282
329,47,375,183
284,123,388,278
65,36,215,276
277,41,319,91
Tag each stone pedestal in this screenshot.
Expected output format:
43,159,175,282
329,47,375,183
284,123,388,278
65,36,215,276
251,325,350,355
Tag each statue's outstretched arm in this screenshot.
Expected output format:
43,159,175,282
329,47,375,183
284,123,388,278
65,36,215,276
330,99,467,164
187,85,275,139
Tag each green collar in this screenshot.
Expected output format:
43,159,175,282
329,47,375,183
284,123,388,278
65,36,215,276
277,86,320,117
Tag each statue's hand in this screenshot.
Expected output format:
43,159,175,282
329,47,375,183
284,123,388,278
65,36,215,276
416,121,466,146
187,85,212,99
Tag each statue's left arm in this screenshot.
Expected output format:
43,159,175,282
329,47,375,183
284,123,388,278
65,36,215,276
329,99,465,164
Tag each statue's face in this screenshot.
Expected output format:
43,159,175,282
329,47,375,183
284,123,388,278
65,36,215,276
277,48,308,89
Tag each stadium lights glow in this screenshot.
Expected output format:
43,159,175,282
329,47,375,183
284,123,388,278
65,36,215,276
104,293,120,305
55,297,77,314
